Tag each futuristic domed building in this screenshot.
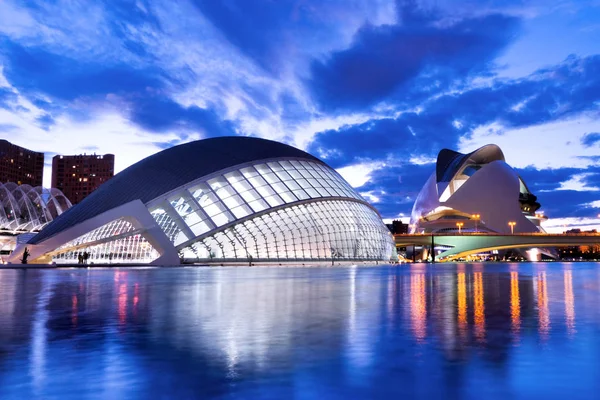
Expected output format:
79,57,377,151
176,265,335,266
0,183,72,231
9,137,394,265
410,144,546,234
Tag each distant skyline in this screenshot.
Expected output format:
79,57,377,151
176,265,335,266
0,0,599,232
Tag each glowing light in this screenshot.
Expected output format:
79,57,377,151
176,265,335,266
526,248,540,262
472,214,480,233
508,221,516,234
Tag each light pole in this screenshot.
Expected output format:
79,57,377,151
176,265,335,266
456,222,464,234
508,221,516,234
472,214,480,233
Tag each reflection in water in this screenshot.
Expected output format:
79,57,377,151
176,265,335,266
510,271,520,335
71,294,78,328
564,269,575,335
457,271,468,337
0,264,599,399
410,273,427,342
474,271,485,342
537,271,550,338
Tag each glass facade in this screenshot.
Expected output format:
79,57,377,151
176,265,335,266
179,199,392,261
52,218,160,264
145,159,392,262
48,158,394,264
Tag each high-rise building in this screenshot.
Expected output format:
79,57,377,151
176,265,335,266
52,154,115,204
0,140,44,186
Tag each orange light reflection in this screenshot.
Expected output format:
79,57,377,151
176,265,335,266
457,272,467,337
474,272,485,341
537,271,550,338
510,271,520,336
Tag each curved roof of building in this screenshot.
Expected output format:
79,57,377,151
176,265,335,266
436,144,505,183
30,136,322,244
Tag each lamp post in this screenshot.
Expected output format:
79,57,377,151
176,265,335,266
472,214,480,233
508,221,516,234
456,222,464,234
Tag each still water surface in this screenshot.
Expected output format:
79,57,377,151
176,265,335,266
0,263,599,399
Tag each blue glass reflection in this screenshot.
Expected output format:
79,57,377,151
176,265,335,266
0,263,598,399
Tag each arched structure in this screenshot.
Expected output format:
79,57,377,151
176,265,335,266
9,137,394,265
410,144,547,235
0,183,72,231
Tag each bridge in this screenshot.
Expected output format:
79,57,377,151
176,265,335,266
394,233,600,261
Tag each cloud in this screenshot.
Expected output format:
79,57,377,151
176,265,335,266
0,0,599,227
353,162,434,218
1,40,165,102
128,95,236,136
189,0,397,73
581,132,600,147
308,5,520,110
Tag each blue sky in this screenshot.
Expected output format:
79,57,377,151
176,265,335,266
0,0,599,231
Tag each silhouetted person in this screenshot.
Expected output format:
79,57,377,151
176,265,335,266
21,247,30,264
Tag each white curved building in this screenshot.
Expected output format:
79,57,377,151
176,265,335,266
410,144,546,234
0,183,72,231
9,137,394,265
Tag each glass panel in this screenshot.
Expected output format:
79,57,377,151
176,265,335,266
262,172,280,184
215,185,236,200
282,179,300,191
293,189,310,200
224,170,245,183
208,176,229,191
270,182,289,194
254,164,272,174
240,166,259,178
264,195,284,207
248,199,268,212
279,191,297,203
286,169,301,180
212,212,232,227
267,161,283,172
240,188,261,203
189,220,211,236
223,194,243,210
230,179,252,194
256,185,275,198
231,204,252,219
189,183,210,201
248,175,267,188
204,201,227,217
305,188,320,198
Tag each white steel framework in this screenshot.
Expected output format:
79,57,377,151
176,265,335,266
10,156,394,265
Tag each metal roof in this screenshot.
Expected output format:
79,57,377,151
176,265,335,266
30,136,321,244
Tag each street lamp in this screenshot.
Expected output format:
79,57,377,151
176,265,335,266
508,221,516,234
456,222,464,234
472,214,480,233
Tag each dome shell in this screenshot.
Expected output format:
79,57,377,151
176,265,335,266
30,136,321,244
